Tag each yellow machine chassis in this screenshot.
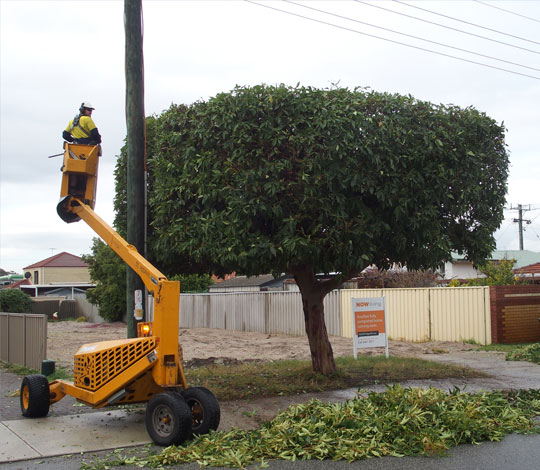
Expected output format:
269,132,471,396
52,143,188,408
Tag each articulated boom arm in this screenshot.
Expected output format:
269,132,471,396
72,200,166,293
57,143,186,389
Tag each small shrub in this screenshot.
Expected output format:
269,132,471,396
0,289,33,313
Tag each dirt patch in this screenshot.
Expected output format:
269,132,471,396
0,322,482,424
46,321,480,372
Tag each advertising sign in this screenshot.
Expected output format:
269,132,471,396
352,297,388,358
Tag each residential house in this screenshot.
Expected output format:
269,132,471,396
208,274,291,293
23,252,90,284
514,262,540,283
442,250,540,280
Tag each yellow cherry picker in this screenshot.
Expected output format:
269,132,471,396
20,143,220,446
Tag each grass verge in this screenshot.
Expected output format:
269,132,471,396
2,355,482,402
477,342,540,366
0,360,72,381
478,343,533,353
186,355,484,402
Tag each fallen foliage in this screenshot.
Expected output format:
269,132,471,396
507,343,540,365
82,386,540,469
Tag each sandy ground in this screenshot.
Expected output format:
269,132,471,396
46,321,479,372
2,321,522,429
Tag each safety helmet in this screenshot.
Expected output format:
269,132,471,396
80,102,95,111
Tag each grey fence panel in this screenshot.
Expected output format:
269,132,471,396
238,293,267,333
180,291,342,336
0,314,8,360
0,313,47,370
179,295,195,328
74,293,104,323
8,315,25,366
324,290,342,336
268,292,304,335
24,315,47,371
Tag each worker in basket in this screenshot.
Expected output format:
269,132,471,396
63,102,102,155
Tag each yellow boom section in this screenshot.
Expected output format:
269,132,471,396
56,143,187,389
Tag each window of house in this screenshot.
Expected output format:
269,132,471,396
34,271,39,284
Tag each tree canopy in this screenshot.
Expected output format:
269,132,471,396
144,84,508,374
149,85,509,278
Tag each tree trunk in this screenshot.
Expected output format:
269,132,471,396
294,269,336,375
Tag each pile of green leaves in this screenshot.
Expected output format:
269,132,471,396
507,343,540,365
83,386,540,469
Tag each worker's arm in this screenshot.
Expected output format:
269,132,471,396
90,128,102,144
62,130,73,142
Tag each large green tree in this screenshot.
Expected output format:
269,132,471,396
149,85,508,374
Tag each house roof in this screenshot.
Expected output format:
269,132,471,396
451,250,540,269
210,274,277,289
23,252,88,269
0,278,31,289
514,262,540,274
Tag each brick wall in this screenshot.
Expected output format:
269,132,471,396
490,285,540,343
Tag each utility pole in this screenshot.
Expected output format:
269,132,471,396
124,0,146,338
510,204,532,250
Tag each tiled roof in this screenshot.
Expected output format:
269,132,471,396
514,263,540,274
211,274,276,288
0,278,31,289
23,252,88,269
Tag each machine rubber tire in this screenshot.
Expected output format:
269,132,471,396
20,374,50,418
181,387,221,435
145,392,192,446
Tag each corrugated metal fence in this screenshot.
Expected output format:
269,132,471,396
180,287,491,344
0,313,47,370
341,287,491,344
180,291,341,336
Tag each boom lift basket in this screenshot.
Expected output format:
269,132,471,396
58,143,99,222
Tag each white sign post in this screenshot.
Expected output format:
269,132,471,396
352,297,389,359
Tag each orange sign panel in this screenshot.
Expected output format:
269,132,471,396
352,297,388,356
354,310,386,336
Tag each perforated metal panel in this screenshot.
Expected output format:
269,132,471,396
74,337,156,391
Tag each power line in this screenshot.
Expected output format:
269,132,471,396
495,219,514,243
245,1,540,81
354,0,540,55
473,0,540,24
285,0,540,73
527,224,540,242
393,0,540,46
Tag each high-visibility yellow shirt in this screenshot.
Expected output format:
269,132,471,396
65,115,97,139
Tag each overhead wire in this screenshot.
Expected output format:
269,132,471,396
495,219,515,248
284,0,540,73
393,0,540,46
354,0,540,55
473,0,540,24
245,1,540,81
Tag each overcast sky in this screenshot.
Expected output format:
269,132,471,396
1,0,539,274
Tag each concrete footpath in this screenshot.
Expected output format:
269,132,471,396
2,350,540,466
0,409,149,462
